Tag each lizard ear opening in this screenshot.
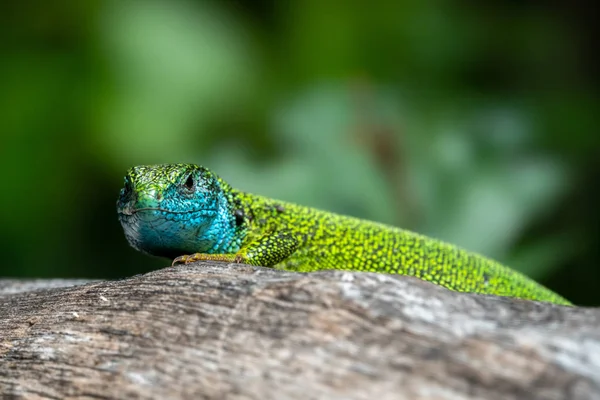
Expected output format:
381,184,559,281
234,209,245,227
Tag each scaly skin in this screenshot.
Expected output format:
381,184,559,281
117,163,571,305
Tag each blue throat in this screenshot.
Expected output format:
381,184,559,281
117,177,244,259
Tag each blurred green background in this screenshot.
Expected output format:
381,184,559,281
1,0,598,305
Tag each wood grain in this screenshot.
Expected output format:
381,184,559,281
1,262,598,400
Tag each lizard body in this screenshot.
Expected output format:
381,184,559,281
117,163,571,305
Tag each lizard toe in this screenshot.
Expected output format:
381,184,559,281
171,255,189,266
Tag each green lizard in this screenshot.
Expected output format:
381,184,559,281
117,163,571,305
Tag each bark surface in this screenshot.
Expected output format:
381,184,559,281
1,262,598,400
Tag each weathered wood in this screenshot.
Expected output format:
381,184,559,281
0,262,598,400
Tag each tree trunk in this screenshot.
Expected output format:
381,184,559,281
1,262,598,400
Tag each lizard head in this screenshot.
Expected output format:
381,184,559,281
117,163,240,258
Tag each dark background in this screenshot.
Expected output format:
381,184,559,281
1,0,598,305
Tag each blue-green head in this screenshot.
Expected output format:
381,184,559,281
117,164,243,258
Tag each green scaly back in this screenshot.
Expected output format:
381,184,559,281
233,192,571,305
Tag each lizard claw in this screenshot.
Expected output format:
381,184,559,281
171,254,194,266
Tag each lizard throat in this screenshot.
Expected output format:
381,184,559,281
118,207,235,258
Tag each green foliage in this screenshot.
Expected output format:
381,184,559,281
0,0,598,304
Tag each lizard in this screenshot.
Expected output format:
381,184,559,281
116,163,571,305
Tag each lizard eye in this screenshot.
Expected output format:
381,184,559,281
183,174,195,191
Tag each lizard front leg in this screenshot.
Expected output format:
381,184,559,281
172,253,240,265
172,231,300,267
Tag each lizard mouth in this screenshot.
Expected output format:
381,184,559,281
118,208,218,226
118,207,216,216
